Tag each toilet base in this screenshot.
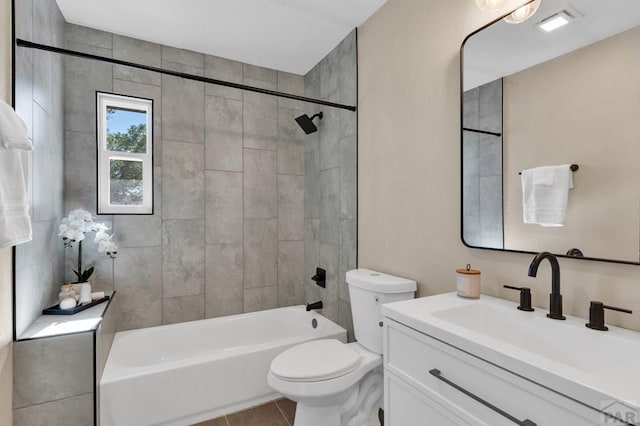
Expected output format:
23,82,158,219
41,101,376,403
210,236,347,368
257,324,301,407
293,369,383,426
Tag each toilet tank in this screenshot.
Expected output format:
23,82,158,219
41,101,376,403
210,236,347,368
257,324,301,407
346,269,416,354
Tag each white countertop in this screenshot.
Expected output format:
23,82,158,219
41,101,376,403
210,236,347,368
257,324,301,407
382,293,640,414
18,291,114,340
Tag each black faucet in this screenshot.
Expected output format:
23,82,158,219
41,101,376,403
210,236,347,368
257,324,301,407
306,301,323,312
527,252,566,320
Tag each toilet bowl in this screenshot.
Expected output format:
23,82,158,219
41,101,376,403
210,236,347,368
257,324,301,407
268,269,416,426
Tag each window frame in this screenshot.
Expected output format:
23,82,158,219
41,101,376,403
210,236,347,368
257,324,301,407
96,91,154,215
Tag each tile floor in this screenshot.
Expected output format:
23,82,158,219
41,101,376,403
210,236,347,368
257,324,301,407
194,398,296,426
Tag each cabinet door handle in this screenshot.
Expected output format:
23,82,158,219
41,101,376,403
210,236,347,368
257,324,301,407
429,369,536,426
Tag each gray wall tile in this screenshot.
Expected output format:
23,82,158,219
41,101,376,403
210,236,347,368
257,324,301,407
113,34,162,67
14,49,33,139
478,134,502,177
114,166,162,248
340,135,357,220
13,393,93,426
278,107,305,175
243,90,277,150
14,0,66,340
114,247,162,331
278,175,304,241
113,65,161,86
162,220,205,298
33,51,53,113
162,75,204,143
244,218,277,288
113,34,161,86
319,167,340,245
162,295,205,325
304,142,320,218
243,63,277,84
96,300,115,423
13,333,93,408
244,149,277,218
205,55,243,100
32,0,53,45
14,0,33,40
162,46,205,68
64,55,112,134
205,96,243,172
162,60,204,76
319,107,340,170
32,103,53,221
278,241,305,306
244,286,278,313
318,243,339,322
339,219,357,303
206,243,243,318
304,218,320,290
277,71,304,110
65,24,112,50
206,171,243,244
162,141,204,219
303,32,357,336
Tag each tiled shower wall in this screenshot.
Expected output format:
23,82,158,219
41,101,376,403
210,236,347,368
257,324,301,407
304,30,357,340
63,24,308,331
462,78,503,249
13,0,66,338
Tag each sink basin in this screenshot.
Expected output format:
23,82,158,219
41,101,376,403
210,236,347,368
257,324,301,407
382,293,640,415
433,302,638,378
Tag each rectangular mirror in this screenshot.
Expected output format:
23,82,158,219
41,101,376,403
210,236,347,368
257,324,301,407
461,0,640,264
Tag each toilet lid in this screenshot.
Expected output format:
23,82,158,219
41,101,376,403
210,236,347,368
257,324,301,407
271,339,362,382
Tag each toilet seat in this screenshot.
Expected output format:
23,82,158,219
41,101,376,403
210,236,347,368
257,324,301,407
271,339,362,382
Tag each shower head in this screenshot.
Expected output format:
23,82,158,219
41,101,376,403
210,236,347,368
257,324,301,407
295,112,323,135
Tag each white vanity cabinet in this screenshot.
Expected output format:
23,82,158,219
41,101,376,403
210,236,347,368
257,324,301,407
381,295,634,426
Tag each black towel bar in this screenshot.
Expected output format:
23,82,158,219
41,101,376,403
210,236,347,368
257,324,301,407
518,164,578,175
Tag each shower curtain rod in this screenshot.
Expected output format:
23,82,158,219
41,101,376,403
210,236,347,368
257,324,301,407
16,39,357,112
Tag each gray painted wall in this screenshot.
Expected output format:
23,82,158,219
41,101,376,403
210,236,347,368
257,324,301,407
13,0,66,338
462,78,503,249
304,30,357,340
63,24,310,331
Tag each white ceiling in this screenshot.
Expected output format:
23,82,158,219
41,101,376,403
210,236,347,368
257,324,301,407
55,0,387,75
464,0,640,90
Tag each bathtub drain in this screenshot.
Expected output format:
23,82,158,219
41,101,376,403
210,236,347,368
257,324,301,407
311,318,318,329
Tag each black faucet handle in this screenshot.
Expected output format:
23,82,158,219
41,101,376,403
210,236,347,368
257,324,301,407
311,268,326,288
586,301,632,331
503,285,534,312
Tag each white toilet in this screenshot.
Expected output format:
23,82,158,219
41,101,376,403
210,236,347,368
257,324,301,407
268,269,416,426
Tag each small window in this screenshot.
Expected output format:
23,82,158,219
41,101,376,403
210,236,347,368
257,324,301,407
97,92,153,214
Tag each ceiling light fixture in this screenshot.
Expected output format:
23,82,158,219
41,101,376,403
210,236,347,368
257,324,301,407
535,11,574,32
503,0,542,24
475,0,509,13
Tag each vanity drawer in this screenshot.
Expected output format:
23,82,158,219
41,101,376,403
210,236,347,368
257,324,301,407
384,319,615,426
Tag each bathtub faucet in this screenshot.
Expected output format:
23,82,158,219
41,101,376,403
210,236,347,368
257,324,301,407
306,301,323,312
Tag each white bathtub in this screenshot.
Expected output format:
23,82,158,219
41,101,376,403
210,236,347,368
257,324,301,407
100,305,346,426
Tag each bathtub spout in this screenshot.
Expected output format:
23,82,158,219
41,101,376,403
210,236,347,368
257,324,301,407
306,301,323,311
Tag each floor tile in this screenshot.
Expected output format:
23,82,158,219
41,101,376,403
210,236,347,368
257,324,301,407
226,402,288,426
275,398,296,425
192,416,228,426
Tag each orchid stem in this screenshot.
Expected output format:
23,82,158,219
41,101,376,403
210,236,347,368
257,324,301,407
77,240,82,281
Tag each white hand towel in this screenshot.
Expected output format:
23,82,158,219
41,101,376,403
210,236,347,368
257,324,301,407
522,165,574,227
0,100,32,248
0,99,32,151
